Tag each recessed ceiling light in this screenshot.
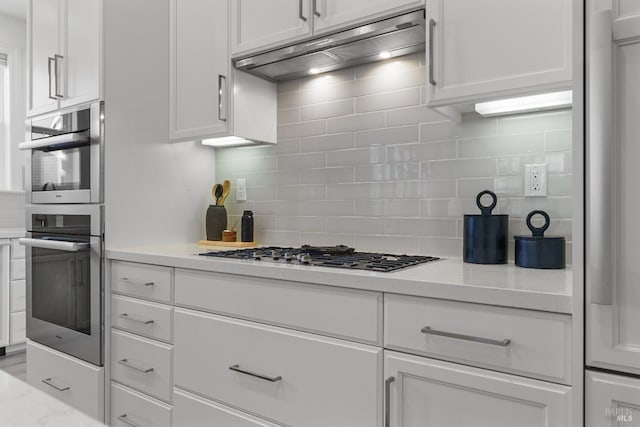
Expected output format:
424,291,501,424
379,51,391,59
308,68,320,75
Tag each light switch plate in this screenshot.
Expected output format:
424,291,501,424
236,178,247,201
524,164,547,197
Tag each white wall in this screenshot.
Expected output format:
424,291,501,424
217,53,573,261
0,13,26,228
103,0,216,249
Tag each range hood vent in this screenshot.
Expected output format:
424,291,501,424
233,9,426,82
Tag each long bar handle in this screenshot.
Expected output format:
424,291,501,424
385,376,395,427
19,237,89,252
118,358,154,374
119,277,154,287
47,57,56,100
428,19,436,85
117,414,140,427
119,313,155,325
587,9,614,305
229,364,282,383
313,0,320,17
218,74,227,122
299,0,307,21
18,132,90,151
421,326,511,347
42,377,70,392
54,54,64,98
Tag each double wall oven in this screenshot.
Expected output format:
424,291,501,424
20,102,104,367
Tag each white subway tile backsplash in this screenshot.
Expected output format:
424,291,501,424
355,88,421,113
355,125,419,147
216,52,573,260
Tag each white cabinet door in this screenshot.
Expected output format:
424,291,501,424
385,351,571,427
169,0,229,142
426,0,572,107
314,0,423,35
0,243,9,348
586,371,640,426
59,0,101,109
586,3,640,375
28,0,61,116
231,0,313,56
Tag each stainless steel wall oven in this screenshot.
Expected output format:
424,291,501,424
20,102,103,204
20,204,103,366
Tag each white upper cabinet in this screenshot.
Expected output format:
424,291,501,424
425,0,573,107
231,0,313,56
170,0,276,143
28,0,101,117
231,0,424,57
313,0,424,35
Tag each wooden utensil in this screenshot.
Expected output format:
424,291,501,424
219,180,231,206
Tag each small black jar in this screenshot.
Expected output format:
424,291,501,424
514,210,565,269
463,190,508,264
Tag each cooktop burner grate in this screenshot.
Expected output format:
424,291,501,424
199,245,440,272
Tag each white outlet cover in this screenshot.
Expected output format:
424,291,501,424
524,164,547,197
236,178,247,201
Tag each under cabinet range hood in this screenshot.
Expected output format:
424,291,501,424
234,9,426,82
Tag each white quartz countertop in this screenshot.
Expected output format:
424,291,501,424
106,244,573,314
0,370,105,427
0,228,24,239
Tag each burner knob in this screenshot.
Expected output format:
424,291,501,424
271,250,282,259
283,252,294,261
297,254,311,264
252,251,263,260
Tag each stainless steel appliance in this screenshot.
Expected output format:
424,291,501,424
20,204,103,366
19,102,104,204
234,9,425,81
200,245,439,272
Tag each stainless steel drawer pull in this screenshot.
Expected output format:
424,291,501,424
117,414,140,427
119,277,154,287
312,0,320,17
119,313,155,325
54,54,64,98
118,358,155,374
420,326,511,347
47,57,56,100
42,377,70,392
385,376,395,427
229,364,282,382
428,19,436,86
298,0,307,21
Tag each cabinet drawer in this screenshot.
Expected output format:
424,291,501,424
111,330,173,403
174,388,283,427
174,308,381,427
111,382,172,427
11,239,25,259
27,340,104,420
111,295,173,343
10,280,25,312
10,258,25,280
111,261,173,303
384,294,572,384
385,350,572,427
10,311,25,344
175,269,382,345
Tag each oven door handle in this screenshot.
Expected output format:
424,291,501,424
19,238,89,252
18,132,90,151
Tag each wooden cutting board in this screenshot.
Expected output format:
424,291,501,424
198,240,257,248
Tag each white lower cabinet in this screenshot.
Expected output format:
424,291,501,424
27,340,105,420
586,371,640,426
173,388,283,427
384,350,571,427
174,307,382,427
9,312,26,345
111,382,172,427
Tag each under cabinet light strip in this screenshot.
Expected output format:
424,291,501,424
475,90,573,117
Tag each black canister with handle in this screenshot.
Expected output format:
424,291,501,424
241,210,254,242
463,190,508,264
514,210,565,269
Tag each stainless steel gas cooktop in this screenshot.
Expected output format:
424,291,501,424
199,245,440,272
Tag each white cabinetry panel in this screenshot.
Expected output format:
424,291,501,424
586,371,640,426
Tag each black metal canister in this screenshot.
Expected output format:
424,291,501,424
514,210,565,269
463,190,508,264
241,210,254,242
